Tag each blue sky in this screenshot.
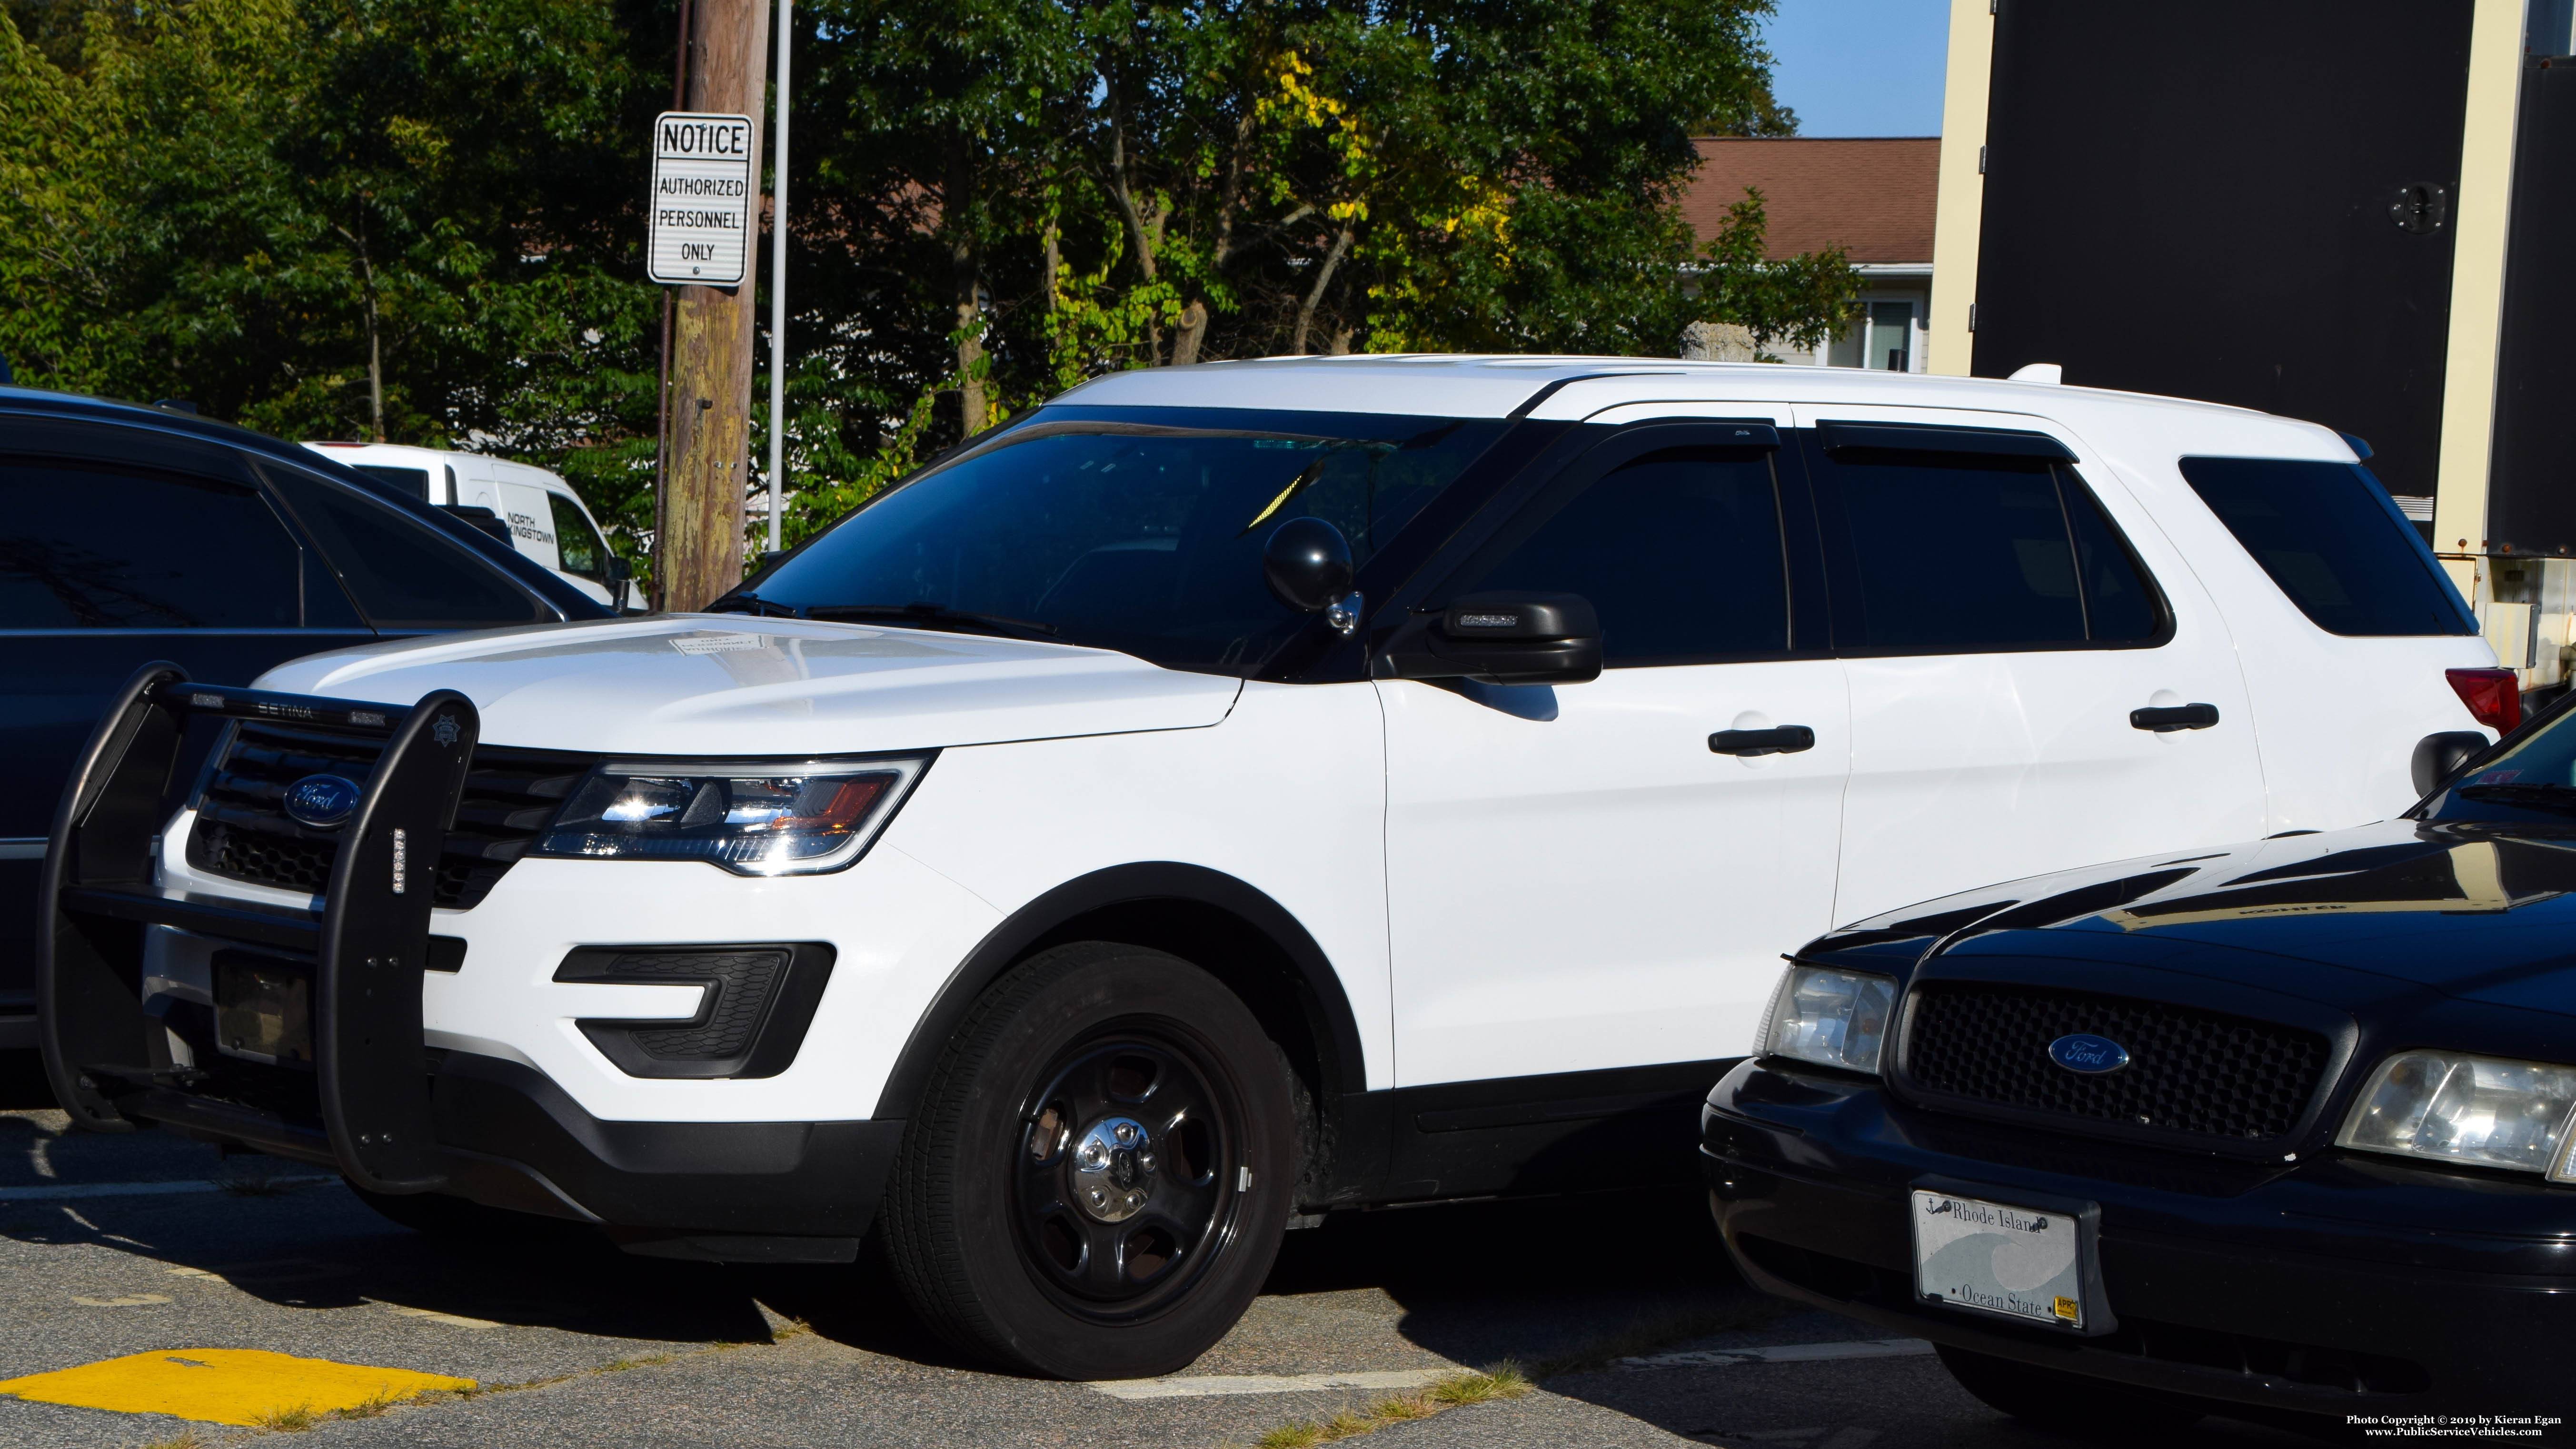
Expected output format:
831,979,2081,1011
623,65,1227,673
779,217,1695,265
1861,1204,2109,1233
1761,0,1950,137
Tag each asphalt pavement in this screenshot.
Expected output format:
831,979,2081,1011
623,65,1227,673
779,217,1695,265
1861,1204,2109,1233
0,1057,2374,1448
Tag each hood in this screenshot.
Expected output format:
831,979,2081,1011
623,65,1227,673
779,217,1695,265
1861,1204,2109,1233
251,615,1243,756
1804,820,2576,1019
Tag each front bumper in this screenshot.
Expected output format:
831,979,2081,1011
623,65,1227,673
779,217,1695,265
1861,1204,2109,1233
38,673,907,1262
1704,1059,2576,1416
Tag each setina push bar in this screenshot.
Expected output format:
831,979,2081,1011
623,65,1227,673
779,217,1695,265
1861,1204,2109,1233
37,661,479,1196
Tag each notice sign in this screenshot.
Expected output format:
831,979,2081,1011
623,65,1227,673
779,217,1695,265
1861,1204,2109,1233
649,111,755,285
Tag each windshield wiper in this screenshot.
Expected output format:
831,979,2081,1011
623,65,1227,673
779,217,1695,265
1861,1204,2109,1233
2454,782,2576,814
802,602,1061,640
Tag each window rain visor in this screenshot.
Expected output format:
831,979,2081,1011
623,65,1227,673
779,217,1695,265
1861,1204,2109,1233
531,755,929,875
746,409,1504,672
1758,964,1898,1074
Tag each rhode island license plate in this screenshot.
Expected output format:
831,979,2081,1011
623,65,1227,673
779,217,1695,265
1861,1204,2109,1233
1911,1188,2088,1330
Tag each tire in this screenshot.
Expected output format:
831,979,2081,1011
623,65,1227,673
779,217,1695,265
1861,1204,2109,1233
883,942,1299,1379
1936,1345,2205,1434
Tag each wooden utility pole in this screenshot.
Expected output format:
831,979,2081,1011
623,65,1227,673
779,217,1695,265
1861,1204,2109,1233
659,0,770,611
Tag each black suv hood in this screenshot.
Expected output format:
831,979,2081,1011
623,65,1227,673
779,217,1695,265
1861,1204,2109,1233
1800,820,2576,1026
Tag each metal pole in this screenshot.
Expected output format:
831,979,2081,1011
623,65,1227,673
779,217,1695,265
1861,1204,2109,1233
652,0,694,611
765,0,791,555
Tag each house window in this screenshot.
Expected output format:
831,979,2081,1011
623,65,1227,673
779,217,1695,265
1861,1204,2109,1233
1828,299,1920,371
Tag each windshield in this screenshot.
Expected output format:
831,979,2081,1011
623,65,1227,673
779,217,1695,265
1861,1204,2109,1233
738,408,1505,671
2428,707,2576,823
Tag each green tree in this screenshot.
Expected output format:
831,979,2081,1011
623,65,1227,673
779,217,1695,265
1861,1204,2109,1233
0,0,667,566
3,0,1855,565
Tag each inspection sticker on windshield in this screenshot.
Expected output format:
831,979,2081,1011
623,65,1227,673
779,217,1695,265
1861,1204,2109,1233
668,632,770,655
1911,1189,2085,1330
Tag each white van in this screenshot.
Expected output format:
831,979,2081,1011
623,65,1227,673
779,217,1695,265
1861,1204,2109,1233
50,357,2501,1383
301,443,626,608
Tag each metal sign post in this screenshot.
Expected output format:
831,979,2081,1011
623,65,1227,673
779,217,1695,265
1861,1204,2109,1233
765,0,791,556
649,112,755,286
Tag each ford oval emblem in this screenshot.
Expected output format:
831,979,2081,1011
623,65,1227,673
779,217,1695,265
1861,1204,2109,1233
2048,1033,2130,1074
282,774,363,830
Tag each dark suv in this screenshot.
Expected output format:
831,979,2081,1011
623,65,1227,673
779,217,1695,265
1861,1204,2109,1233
0,387,610,1046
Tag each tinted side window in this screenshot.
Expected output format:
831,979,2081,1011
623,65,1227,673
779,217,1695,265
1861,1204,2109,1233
261,467,546,628
1812,445,2169,652
2178,457,2475,636
1462,446,1789,664
0,459,302,628
548,493,608,580
1817,451,2085,649
2066,478,2162,642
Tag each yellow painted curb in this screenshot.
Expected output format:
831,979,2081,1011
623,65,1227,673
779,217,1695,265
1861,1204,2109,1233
0,1348,473,1426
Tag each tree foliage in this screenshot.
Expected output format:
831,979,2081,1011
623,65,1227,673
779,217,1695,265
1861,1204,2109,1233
0,0,1858,569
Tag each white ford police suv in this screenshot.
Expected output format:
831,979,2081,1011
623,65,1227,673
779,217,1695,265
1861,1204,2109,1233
38,357,2500,1379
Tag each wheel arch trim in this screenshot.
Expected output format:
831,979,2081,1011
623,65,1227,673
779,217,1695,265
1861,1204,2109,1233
868,862,1371,1121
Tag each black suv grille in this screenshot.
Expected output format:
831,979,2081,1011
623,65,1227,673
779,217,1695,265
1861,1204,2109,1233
189,721,594,909
1900,983,2330,1142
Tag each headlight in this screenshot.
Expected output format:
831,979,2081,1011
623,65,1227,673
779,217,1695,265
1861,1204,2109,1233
529,755,930,875
1757,964,1897,1074
2335,1050,2576,1179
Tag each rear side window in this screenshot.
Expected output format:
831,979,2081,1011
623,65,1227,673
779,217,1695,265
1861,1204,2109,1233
0,459,303,628
261,467,546,628
1461,445,1789,663
2178,457,2474,636
1811,448,2166,652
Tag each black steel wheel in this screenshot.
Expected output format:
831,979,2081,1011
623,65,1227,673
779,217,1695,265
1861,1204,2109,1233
883,942,1297,1379
1014,1035,1239,1317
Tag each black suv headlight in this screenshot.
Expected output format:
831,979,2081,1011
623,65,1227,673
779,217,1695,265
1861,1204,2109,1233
1757,963,1898,1075
528,754,931,875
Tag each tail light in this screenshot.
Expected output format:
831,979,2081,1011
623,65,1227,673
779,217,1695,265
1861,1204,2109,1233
2447,667,2521,733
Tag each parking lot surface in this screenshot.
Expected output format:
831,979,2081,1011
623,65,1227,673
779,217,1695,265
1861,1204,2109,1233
0,1063,2341,1448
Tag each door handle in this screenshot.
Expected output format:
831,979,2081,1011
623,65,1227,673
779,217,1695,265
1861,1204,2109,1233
2130,703,2219,732
1710,725,1816,756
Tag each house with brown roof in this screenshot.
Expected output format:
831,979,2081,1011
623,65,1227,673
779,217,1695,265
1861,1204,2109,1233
1681,136,1939,370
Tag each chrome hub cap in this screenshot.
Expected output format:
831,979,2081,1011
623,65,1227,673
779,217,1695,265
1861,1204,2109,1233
1071,1116,1157,1221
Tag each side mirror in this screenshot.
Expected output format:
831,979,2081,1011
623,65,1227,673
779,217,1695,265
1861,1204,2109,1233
1263,517,1354,613
1376,592,1602,685
603,553,636,613
2412,730,2492,797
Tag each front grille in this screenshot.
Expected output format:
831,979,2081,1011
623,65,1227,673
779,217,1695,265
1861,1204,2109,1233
1901,983,2330,1142
188,721,593,909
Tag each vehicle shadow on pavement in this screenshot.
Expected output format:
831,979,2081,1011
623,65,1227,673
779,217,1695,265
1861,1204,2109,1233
0,1182,781,1346
0,1052,778,1347
746,1187,1777,1381
730,1247,992,1371
1263,1186,1784,1370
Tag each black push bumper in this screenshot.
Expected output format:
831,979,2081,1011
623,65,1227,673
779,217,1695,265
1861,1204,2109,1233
1703,1059,2576,1417
37,667,895,1262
